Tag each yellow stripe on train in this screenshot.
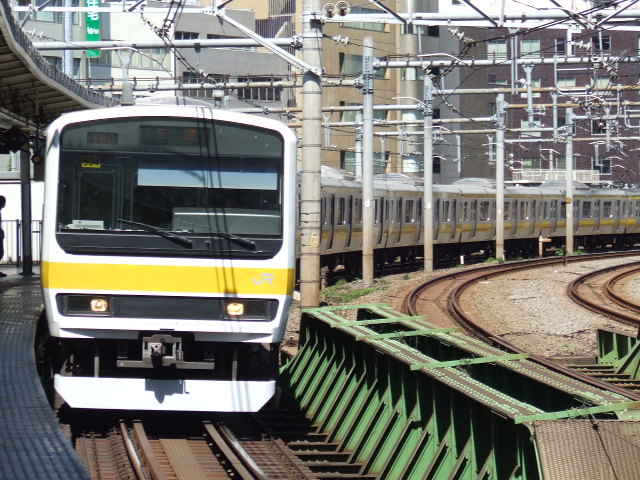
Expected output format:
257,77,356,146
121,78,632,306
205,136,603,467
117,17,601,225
42,262,295,295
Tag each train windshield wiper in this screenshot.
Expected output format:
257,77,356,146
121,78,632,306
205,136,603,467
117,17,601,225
185,221,257,250
210,230,256,250
118,219,193,248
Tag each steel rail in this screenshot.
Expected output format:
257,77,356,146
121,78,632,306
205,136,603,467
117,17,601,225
203,421,263,480
404,251,640,401
604,264,640,317
567,261,640,327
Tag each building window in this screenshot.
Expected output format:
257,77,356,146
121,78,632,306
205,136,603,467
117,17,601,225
488,74,508,85
555,38,567,55
591,35,611,52
340,6,386,32
520,78,541,98
592,156,611,174
182,72,226,98
33,0,79,23
521,157,542,169
340,53,386,78
520,118,542,138
175,31,198,40
521,39,541,58
557,77,576,89
427,25,439,37
487,39,508,59
339,102,386,123
341,151,387,174
237,76,282,102
592,119,607,135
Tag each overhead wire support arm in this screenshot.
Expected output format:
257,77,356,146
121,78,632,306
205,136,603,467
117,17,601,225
205,4,322,76
368,0,407,24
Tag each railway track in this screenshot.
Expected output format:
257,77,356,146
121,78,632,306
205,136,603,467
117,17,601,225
68,409,385,480
401,250,640,400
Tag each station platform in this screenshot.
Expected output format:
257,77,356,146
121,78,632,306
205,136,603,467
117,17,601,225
0,265,90,479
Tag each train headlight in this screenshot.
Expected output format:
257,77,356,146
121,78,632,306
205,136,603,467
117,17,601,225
58,294,113,316
222,299,278,321
90,298,109,312
226,302,244,316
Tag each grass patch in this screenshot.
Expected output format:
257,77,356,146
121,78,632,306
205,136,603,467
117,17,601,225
324,279,388,304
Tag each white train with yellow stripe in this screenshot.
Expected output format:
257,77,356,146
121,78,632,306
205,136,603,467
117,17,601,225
317,169,640,271
41,105,297,412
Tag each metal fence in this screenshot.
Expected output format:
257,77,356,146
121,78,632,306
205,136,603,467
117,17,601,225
1,220,42,265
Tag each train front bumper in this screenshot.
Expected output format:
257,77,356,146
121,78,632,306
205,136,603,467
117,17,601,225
54,375,276,412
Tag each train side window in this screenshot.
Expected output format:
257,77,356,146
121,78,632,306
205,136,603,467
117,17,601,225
404,200,414,223
503,202,510,221
602,201,612,217
582,201,592,219
441,200,451,222
479,201,490,221
337,197,346,225
542,202,549,219
353,197,362,224
321,197,327,226
519,201,529,220
462,202,469,222
636,201,640,217
416,200,422,223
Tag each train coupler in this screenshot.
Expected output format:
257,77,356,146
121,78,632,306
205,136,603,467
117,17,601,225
117,334,215,370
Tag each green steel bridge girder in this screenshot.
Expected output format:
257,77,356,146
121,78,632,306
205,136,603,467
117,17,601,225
279,304,640,480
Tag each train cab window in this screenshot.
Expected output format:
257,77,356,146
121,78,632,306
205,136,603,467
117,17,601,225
479,201,491,221
404,200,414,223
353,198,362,225
503,202,510,221
582,201,592,219
602,201,612,218
77,171,116,228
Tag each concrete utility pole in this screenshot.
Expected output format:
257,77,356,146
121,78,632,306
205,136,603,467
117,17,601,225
299,0,323,308
495,94,507,261
20,149,33,275
63,0,74,76
565,108,575,255
362,37,375,286
423,74,434,273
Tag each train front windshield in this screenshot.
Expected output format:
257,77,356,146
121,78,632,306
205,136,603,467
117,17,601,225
55,116,285,258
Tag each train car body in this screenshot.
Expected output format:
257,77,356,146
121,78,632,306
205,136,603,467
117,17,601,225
316,169,640,271
41,105,297,412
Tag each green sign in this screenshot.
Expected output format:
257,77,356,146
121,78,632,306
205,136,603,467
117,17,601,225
85,0,100,58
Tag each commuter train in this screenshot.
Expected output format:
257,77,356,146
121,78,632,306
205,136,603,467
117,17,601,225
40,105,298,412
316,167,640,272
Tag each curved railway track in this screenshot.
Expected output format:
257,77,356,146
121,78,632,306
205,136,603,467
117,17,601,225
568,261,640,325
401,250,640,401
